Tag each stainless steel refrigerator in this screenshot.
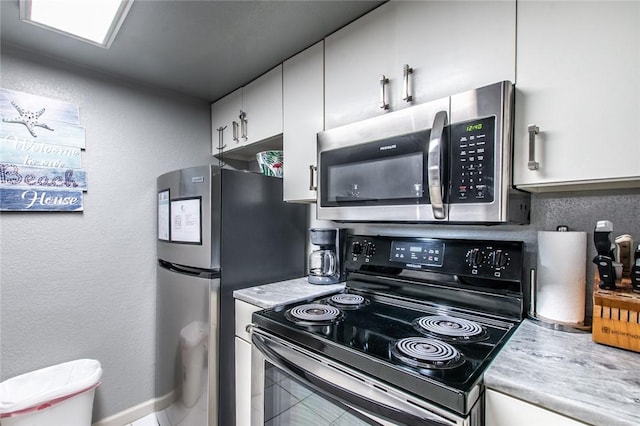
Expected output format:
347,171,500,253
155,165,306,426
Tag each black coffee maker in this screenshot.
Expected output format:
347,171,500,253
308,228,347,285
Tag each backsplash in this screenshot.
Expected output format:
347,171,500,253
314,188,640,321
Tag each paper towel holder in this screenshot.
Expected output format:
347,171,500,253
528,268,592,333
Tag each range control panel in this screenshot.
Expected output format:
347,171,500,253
346,234,523,281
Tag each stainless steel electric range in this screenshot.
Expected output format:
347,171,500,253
250,234,525,426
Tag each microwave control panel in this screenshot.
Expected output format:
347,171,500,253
449,116,495,203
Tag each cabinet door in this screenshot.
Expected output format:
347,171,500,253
325,2,396,129
241,65,283,146
234,299,261,342
485,389,586,426
211,88,242,154
235,337,252,426
393,0,515,107
513,1,640,191
283,41,324,202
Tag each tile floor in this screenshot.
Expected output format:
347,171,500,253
128,381,207,426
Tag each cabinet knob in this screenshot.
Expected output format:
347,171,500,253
379,75,389,110
528,124,540,170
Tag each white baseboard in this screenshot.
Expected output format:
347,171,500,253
92,391,176,426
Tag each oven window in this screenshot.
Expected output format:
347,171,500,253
262,362,376,425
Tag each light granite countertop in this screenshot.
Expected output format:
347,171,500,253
233,277,345,309
485,319,640,426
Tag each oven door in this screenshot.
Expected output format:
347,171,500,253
317,98,450,223
250,327,474,426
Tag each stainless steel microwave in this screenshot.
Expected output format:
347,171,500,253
316,81,530,224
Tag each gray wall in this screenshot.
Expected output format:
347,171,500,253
0,47,212,421
352,189,640,320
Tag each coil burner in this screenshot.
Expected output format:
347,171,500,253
413,315,489,343
328,294,368,309
285,304,343,326
391,337,464,369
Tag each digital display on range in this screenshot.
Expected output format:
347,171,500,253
389,241,444,267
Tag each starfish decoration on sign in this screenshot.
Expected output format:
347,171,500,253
2,100,54,137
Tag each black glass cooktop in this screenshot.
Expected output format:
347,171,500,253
252,290,517,415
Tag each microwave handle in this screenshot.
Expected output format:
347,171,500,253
428,110,448,219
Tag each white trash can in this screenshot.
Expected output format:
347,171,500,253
0,359,102,426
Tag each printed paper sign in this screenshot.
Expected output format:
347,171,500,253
158,190,170,241
170,198,201,243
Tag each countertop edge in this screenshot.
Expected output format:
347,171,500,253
233,277,345,309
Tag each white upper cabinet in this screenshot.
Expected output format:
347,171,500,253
325,3,395,129
513,1,640,191
393,1,515,105
241,65,283,146
211,65,283,157
325,0,516,129
211,88,242,153
283,41,324,203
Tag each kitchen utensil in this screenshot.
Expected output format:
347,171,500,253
593,220,616,289
615,234,634,277
632,244,640,293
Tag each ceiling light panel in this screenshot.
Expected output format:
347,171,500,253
20,0,133,48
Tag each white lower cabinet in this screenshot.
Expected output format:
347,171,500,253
513,0,640,191
485,389,587,426
234,299,261,426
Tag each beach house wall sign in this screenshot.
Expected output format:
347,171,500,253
0,88,87,211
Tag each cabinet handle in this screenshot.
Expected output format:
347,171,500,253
309,165,317,191
216,126,227,150
428,110,448,220
528,124,540,170
239,110,248,140
379,75,389,110
232,121,239,142
402,64,413,102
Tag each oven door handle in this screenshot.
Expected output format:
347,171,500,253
251,328,457,426
427,110,448,220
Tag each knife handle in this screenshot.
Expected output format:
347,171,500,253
632,245,640,292
593,255,617,290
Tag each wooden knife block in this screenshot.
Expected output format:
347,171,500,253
592,277,640,353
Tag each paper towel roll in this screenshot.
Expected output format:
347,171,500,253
536,230,587,324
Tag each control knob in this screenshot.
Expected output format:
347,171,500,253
351,241,363,255
364,242,376,257
466,248,483,267
488,250,509,268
